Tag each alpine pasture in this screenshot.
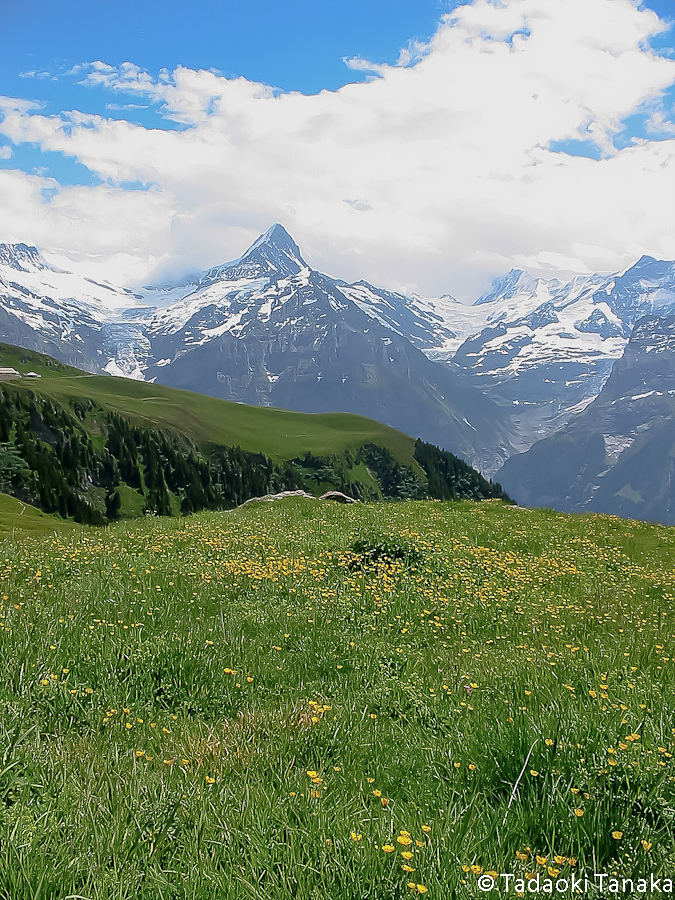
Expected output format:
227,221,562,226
0,497,673,899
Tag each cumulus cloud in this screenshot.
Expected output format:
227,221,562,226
0,0,674,297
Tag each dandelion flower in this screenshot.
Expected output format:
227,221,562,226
573,809,584,817
611,831,623,840
383,844,395,853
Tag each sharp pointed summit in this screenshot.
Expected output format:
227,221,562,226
200,223,307,286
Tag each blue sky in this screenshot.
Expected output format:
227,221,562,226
1,0,454,189
0,0,674,296
3,0,673,183
4,1,452,94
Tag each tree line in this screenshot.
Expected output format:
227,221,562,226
0,387,511,525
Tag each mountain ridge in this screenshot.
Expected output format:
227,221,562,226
497,313,675,524
2,227,675,475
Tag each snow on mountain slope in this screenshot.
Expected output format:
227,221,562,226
440,259,675,449
2,226,675,465
144,258,516,474
0,242,151,376
0,243,140,313
497,314,675,524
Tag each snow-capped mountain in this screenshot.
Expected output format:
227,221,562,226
2,225,675,474
412,259,675,451
143,227,516,473
0,242,147,377
0,228,516,472
497,314,675,524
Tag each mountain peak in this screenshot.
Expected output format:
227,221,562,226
474,268,538,306
201,223,307,286
0,243,46,272
620,254,674,281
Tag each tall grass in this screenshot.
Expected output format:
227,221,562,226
0,498,673,898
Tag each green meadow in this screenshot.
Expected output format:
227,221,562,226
0,342,419,466
0,497,674,899
0,494,76,541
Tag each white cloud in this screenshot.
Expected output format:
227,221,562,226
0,146,11,160
646,107,675,136
0,0,674,297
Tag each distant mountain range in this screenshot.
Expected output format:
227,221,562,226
2,225,675,491
498,314,675,524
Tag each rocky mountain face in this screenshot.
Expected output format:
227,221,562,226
438,259,675,452
2,225,675,482
497,314,675,524
321,255,675,454
0,229,515,473
145,228,515,473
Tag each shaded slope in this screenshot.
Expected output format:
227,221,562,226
498,315,675,523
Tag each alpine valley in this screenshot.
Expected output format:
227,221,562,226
2,225,675,501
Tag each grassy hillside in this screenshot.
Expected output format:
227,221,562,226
0,342,418,465
0,499,673,898
0,342,510,524
0,492,76,540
